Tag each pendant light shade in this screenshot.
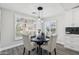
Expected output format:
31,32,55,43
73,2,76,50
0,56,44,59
37,6,43,11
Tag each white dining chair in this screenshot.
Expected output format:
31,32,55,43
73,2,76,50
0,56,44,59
41,34,57,55
22,34,37,55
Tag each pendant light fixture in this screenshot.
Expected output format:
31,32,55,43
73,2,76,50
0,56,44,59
37,6,43,20
32,6,44,32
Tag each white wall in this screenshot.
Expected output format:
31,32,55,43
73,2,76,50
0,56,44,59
0,8,23,51
0,9,1,41
0,8,36,51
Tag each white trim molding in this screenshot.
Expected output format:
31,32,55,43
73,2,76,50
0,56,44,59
0,42,23,51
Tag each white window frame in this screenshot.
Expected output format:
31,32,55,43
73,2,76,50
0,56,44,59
15,13,37,40
15,14,26,40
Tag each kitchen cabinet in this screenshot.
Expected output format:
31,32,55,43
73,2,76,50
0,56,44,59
65,34,79,51
70,8,79,27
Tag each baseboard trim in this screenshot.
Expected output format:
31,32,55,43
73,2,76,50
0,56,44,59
65,47,79,53
0,43,24,51
57,41,64,45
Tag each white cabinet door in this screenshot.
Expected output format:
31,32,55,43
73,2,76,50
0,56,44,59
73,8,79,27
64,10,72,27
65,35,79,51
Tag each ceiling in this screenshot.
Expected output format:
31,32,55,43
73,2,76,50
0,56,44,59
0,3,79,18
61,3,79,10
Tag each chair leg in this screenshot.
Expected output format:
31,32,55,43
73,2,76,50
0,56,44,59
23,47,25,55
40,48,42,55
37,47,38,54
54,48,56,55
49,52,51,55
28,51,30,55
32,48,36,51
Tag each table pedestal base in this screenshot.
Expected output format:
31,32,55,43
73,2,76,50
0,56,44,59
37,45,42,55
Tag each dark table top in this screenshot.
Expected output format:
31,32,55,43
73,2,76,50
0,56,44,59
31,35,49,45
31,35,49,41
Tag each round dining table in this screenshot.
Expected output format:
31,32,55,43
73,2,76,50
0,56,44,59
31,36,49,55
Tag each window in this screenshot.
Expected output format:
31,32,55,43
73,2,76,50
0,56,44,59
15,14,37,40
15,14,26,40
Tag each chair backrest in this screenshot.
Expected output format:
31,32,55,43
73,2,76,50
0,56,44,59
46,35,57,52
23,34,33,51
50,35,57,51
